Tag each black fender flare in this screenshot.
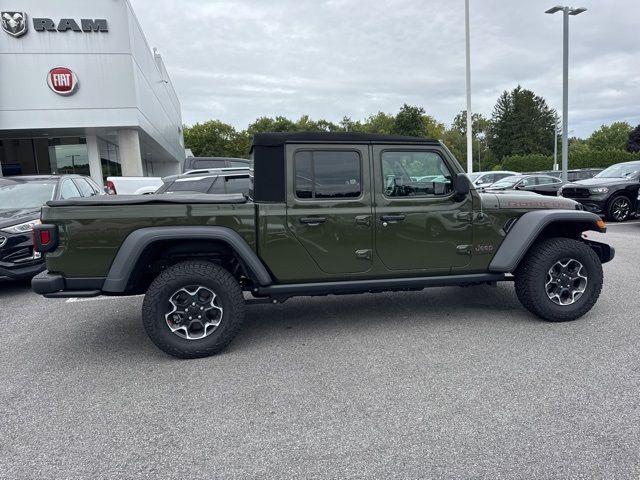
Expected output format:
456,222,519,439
101,226,272,293
488,210,608,273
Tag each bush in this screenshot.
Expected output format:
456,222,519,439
502,150,640,172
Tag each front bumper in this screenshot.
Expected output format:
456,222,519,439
0,231,45,280
560,196,608,214
31,270,103,298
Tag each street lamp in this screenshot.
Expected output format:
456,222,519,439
545,5,587,181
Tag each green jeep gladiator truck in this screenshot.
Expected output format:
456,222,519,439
32,133,615,358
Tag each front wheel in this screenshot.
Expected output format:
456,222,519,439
514,238,603,322
606,194,632,222
142,261,246,359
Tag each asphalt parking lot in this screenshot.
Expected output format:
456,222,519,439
2,221,639,479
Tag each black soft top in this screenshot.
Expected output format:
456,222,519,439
251,132,439,148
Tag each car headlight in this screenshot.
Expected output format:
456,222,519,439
589,187,609,194
1,219,40,234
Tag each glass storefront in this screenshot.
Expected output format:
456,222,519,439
0,136,121,181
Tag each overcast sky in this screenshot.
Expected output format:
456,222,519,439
130,0,639,138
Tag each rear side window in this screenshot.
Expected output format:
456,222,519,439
159,177,217,194
193,159,226,170
208,176,250,195
74,178,96,197
294,150,361,199
60,180,81,199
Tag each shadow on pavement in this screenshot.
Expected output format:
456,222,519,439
0,278,33,295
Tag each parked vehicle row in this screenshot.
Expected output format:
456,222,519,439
558,161,640,222
0,175,103,280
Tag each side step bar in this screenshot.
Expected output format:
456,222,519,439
255,273,505,300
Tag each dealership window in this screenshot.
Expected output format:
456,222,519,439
294,150,361,199
98,137,122,181
49,138,89,177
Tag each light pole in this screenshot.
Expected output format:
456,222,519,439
465,0,473,173
545,5,587,181
553,113,559,170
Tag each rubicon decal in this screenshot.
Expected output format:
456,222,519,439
1,11,28,37
47,67,79,96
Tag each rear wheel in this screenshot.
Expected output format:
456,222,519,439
514,238,603,322
142,261,246,359
606,194,632,222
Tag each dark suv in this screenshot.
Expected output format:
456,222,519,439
0,175,103,280
559,161,640,221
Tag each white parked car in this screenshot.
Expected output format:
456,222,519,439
466,170,520,187
105,176,163,195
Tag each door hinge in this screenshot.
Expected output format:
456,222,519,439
355,249,372,260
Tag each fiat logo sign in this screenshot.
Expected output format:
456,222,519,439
47,67,78,96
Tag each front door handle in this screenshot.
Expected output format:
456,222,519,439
380,214,406,223
299,217,327,225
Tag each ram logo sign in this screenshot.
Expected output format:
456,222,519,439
1,11,28,37
1,12,108,37
47,67,79,96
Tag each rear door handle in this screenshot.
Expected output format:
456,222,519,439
299,217,327,225
380,214,406,222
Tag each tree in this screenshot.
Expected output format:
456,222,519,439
628,124,640,153
392,104,426,137
446,111,495,171
587,122,631,151
488,85,556,161
183,120,239,157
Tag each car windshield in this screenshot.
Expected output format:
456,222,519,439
466,173,481,182
595,164,640,178
490,176,521,188
0,180,57,209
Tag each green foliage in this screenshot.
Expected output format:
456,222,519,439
587,122,631,151
182,120,242,158
502,150,640,172
488,85,556,160
446,110,494,171
626,124,640,153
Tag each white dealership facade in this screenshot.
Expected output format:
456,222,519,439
0,0,184,184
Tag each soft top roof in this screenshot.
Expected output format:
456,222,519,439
251,132,440,148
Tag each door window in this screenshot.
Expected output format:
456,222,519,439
74,178,96,197
60,180,81,199
381,151,453,197
521,177,538,187
294,150,361,199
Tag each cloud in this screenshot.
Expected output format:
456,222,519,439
130,0,640,137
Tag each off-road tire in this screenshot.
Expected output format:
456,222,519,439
514,238,603,322
142,261,246,359
606,194,632,222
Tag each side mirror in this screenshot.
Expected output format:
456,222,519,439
454,173,471,200
515,184,524,190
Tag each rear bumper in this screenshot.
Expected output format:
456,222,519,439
31,270,102,298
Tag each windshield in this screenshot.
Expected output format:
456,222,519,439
490,176,521,188
0,181,57,209
466,173,481,182
595,163,640,178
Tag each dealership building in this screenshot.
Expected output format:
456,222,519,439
0,0,184,184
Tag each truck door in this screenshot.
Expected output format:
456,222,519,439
372,146,473,273
286,145,374,274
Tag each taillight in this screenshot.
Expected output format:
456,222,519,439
33,224,59,253
106,180,117,195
